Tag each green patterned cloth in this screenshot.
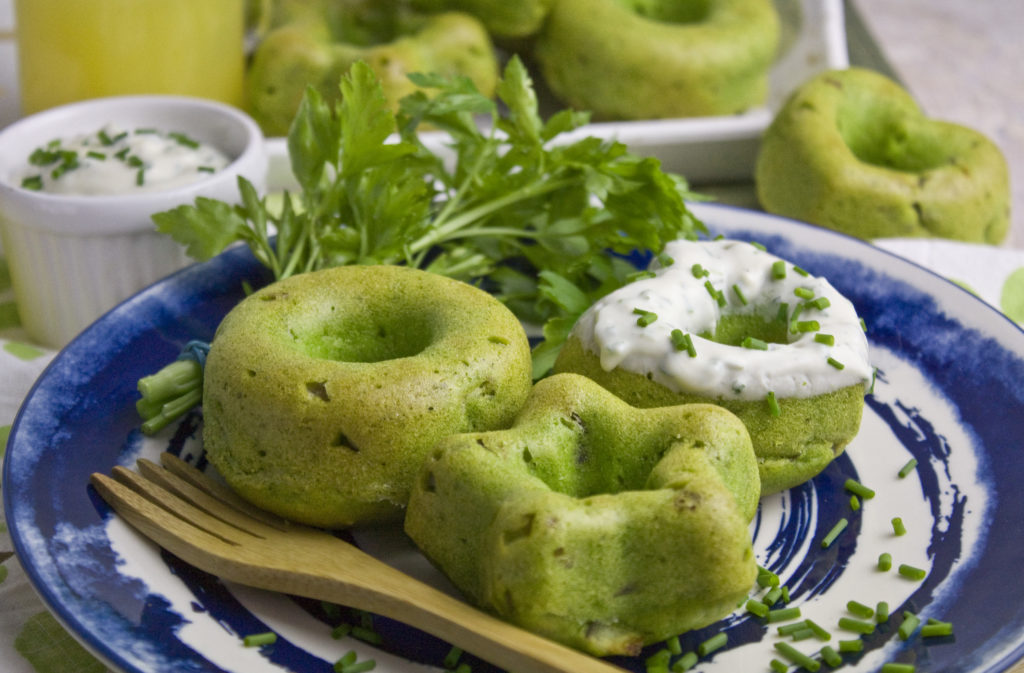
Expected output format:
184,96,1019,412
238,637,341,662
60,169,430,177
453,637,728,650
1,238,1023,673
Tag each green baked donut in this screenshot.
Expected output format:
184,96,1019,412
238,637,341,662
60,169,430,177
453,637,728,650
246,0,499,136
756,67,1011,243
533,0,780,120
202,265,532,527
405,373,759,656
409,0,553,39
553,238,872,495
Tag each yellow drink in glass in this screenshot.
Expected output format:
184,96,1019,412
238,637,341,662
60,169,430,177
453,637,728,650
15,0,245,114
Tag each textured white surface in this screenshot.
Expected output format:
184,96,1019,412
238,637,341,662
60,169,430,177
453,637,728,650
852,0,1024,248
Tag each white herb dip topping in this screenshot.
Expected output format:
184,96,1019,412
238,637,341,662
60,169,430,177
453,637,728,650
572,239,873,400
19,125,229,195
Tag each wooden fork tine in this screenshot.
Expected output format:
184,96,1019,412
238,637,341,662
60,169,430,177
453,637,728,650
136,458,278,539
104,466,252,546
159,453,292,531
90,471,243,569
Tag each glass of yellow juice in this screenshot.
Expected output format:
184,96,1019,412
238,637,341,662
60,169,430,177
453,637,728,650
15,0,246,114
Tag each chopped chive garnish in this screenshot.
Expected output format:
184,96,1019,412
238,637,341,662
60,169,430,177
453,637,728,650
810,297,831,310
114,147,130,160
29,147,59,165
134,127,158,135
788,303,804,328
763,586,784,607
898,458,918,478
772,260,787,279
776,302,790,323
769,659,788,673
892,517,907,536
880,664,915,673
850,494,861,511
750,241,766,251
672,651,698,672
859,317,867,331
805,619,831,641
697,632,727,656
86,150,107,160
767,607,802,623
795,320,820,333
844,478,875,499
169,131,200,148
847,601,874,619
837,639,863,653
757,566,780,587
335,651,358,670
777,622,808,636
789,627,815,641
746,599,770,618
742,336,768,350
670,329,697,357
633,308,658,327
443,645,463,669
921,621,954,637
821,518,848,548
773,642,820,672
136,168,145,186
814,333,835,345
243,631,277,647
331,623,352,639
838,617,875,634
876,601,890,623
767,391,781,417
666,635,683,655
794,287,815,300
898,564,927,581
793,266,810,277
691,263,708,278
820,645,842,667
657,253,674,267
21,175,43,190
646,648,671,670
827,357,845,370
878,552,893,571
338,660,376,673
627,269,658,282
126,154,144,168
898,611,921,640
198,165,216,173
350,625,382,644
780,585,791,603
733,284,748,305
704,280,726,306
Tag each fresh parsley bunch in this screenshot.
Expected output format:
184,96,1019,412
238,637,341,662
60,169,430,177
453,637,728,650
153,56,705,377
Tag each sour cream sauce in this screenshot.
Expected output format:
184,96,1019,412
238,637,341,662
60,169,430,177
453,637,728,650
21,125,229,196
572,239,873,400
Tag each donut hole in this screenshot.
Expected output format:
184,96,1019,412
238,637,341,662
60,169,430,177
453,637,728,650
710,313,790,346
837,98,950,173
623,0,710,24
292,309,435,363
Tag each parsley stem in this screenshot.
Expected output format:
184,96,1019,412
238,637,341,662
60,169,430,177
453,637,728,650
411,177,575,253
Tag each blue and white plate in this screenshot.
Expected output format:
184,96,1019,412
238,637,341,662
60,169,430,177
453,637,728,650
5,203,1024,673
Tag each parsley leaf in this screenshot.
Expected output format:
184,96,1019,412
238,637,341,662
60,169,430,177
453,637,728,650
151,56,706,376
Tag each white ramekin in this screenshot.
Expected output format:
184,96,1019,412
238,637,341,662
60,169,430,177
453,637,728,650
0,95,266,348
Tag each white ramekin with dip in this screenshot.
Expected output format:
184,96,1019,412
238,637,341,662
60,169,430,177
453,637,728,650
0,95,265,348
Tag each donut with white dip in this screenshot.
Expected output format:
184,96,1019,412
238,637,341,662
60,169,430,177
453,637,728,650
554,238,872,494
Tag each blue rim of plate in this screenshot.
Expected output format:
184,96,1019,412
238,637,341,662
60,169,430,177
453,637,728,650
5,202,1024,673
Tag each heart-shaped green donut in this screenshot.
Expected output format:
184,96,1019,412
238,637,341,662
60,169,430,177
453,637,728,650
756,67,1010,243
405,373,759,656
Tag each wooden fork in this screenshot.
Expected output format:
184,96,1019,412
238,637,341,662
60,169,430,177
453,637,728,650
89,454,627,673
